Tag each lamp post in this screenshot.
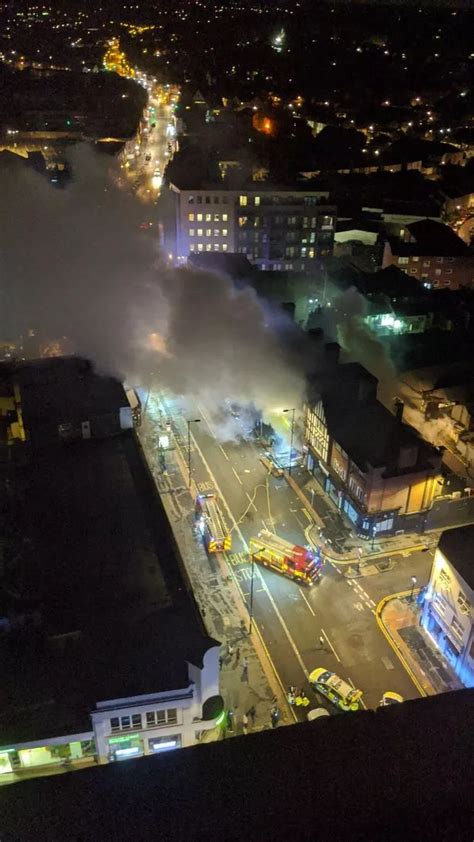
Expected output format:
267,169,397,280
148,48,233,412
283,408,296,476
249,549,264,635
410,575,417,603
187,418,200,487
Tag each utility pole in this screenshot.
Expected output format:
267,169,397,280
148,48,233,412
249,549,265,635
187,418,200,487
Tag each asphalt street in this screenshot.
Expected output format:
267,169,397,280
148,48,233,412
150,390,433,714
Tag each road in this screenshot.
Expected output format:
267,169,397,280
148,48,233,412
120,75,178,208
145,390,434,715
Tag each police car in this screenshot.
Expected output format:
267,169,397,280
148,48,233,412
309,668,363,712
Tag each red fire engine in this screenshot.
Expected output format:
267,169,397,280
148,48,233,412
249,530,322,586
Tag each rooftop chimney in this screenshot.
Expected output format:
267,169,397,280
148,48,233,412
394,398,404,423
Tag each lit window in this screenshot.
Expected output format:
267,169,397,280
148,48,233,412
197,214,203,222
197,243,203,252
188,196,194,204
222,214,228,222
205,228,211,236
308,248,315,258
206,243,212,251
239,217,247,227
189,229,195,237
254,196,260,206
410,269,417,274
301,247,307,257
214,243,220,251
239,195,248,206
214,214,220,222
189,244,196,252
197,229,203,236
412,256,419,262
423,260,430,267
222,229,228,237
214,229,220,237
222,243,228,251
205,213,212,222
398,257,409,265
188,213,195,221
435,269,441,276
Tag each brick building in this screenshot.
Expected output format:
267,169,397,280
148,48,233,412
382,219,474,290
304,361,443,537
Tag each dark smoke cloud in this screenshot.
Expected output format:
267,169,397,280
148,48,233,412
0,146,304,420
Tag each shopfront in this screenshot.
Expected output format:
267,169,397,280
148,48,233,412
148,734,182,754
108,733,144,761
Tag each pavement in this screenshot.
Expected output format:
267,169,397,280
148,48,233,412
377,591,463,697
290,470,438,563
139,395,292,740
138,389,433,714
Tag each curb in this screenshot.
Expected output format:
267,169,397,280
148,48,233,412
375,591,427,698
148,399,293,724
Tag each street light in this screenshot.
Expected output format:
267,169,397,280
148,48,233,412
410,575,417,602
249,549,265,635
283,408,296,476
187,418,200,487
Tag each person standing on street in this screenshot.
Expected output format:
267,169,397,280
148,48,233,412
247,705,256,727
235,647,241,664
242,713,248,735
318,635,325,650
270,706,280,729
241,656,249,682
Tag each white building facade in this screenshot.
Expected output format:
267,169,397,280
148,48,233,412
421,528,474,688
0,647,221,776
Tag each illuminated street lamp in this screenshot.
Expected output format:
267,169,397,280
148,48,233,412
249,548,265,635
187,418,200,487
283,408,296,476
410,575,417,602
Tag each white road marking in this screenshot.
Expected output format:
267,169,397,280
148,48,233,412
188,425,310,678
302,509,313,522
321,627,341,662
232,466,243,485
299,588,316,617
219,444,230,461
364,601,372,609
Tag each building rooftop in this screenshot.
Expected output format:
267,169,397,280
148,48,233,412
5,357,128,444
390,219,472,258
438,525,474,591
311,363,439,475
0,364,217,745
1,689,473,841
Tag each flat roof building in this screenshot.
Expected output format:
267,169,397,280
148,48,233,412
0,358,221,780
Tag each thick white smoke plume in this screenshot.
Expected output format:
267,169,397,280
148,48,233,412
0,146,305,424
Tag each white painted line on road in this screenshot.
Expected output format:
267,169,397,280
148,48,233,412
219,444,230,461
232,466,243,485
299,588,316,617
369,598,376,607
261,519,268,529
188,425,310,679
364,601,372,610
321,627,341,662
302,509,313,522
346,579,354,587
246,492,258,512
